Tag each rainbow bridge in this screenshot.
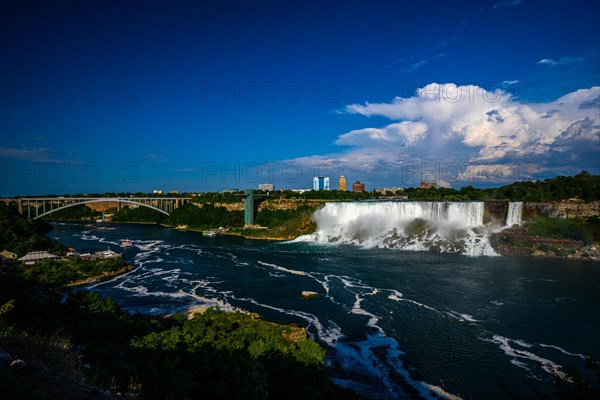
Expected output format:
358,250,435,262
1,197,191,220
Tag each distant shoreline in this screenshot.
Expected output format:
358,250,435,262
62,264,135,288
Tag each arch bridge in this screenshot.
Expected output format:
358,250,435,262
2,197,190,220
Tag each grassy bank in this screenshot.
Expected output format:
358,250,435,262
490,217,600,259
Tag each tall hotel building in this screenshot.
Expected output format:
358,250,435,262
313,176,330,190
339,175,347,191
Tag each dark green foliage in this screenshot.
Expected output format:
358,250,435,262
17,257,129,286
400,172,600,201
168,203,243,229
254,204,316,227
0,202,66,257
111,205,166,224
128,309,331,399
43,204,100,221
496,171,600,201
527,218,593,244
580,216,600,243
193,191,243,203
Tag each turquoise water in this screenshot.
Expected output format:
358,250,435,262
50,222,600,399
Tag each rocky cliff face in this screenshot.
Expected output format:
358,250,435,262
483,200,509,226
258,199,327,211
523,200,600,220
87,201,122,212
195,199,328,212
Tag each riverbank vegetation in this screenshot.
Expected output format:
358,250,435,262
0,202,66,257
43,204,101,221
403,171,600,201
19,257,131,286
111,206,166,224
167,203,243,229
490,216,600,258
235,204,317,239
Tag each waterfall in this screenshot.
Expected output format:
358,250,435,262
297,201,498,256
506,202,523,226
448,202,484,227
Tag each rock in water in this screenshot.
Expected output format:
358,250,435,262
301,291,320,299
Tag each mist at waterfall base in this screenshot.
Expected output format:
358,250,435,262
49,206,599,399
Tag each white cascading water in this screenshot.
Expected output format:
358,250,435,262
505,202,523,227
296,201,499,256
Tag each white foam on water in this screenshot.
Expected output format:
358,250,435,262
80,233,100,241
389,296,440,314
447,312,478,322
257,260,309,276
514,339,534,348
387,290,403,301
485,335,567,380
490,300,504,306
232,294,344,347
186,292,237,313
425,384,464,400
539,344,587,359
315,276,461,399
350,293,382,333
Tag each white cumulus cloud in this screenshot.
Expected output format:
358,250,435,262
284,83,600,188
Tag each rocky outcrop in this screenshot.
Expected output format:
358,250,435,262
86,201,122,212
523,200,600,220
483,200,509,225
301,291,320,299
258,199,328,211
194,199,327,212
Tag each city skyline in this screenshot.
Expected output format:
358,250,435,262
1,0,599,196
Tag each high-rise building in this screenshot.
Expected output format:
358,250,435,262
313,176,330,190
339,175,347,191
352,180,366,192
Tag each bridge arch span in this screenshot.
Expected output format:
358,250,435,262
33,198,171,220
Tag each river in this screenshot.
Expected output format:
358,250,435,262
49,221,600,399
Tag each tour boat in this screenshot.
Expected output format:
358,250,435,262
95,247,121,258
122,239,132,247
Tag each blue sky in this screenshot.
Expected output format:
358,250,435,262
1,0,599,195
